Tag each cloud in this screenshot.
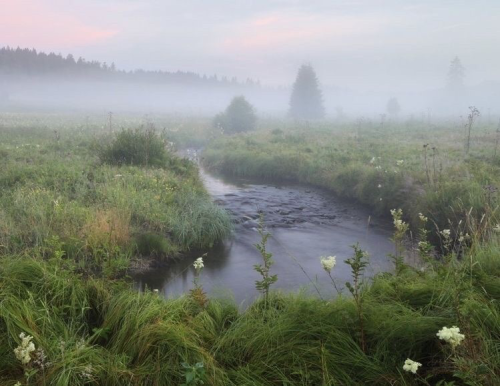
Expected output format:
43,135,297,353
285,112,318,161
220,11,393,54
0,0,118,49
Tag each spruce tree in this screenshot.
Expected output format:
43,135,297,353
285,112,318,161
289,64,325,119
447,56,465,91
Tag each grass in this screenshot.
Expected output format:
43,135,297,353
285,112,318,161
203,118,500,243
1,113,499,385
0,120,232,274
1,234,499,385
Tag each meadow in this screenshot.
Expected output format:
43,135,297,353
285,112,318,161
0,113,499,385
204,116,500,246
0,114,231,275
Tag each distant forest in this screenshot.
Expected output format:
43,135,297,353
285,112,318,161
0,46,259,87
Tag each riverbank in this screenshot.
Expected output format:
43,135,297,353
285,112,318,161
1,116,499,385
133,166,394,303
1,236,499,385
203,122,500,244
0,124,231,275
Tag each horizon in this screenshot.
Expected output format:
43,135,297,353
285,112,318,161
2,1,500,93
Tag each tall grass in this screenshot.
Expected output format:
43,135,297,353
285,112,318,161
203,121,500,241
0,124,231,273
1,235,499,385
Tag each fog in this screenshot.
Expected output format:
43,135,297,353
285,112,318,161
1,0,500,118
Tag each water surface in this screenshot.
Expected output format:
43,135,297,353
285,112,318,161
133,167,394,305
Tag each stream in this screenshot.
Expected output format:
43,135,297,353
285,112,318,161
133,164,394,305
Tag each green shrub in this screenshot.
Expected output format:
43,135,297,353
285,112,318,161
99,128,169,167
213,96,257,135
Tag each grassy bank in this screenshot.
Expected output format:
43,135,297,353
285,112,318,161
1,115,499,385
0,122,231,274
1,233,499,385
203,120,500,242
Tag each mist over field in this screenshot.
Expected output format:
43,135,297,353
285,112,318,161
1,0,500,117
2,2,500,385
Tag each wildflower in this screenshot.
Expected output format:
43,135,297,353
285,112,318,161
81,365,93,381
391,209,408,233
440,229,451,239
375,165,382,170
493,224,500,232
370,157,376,164
379,197,383,201
377,184,382,188
418,213,428,222
14,332,36,365
396,160,404,166
403,358,422,374
320,256,336,273
437,326,465,348
14,382,22,386
193,257,204,270
153,289,159,293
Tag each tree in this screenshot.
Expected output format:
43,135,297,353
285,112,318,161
386,97,401,116
447,56,465,91
213,96,257,134
289,64,325,120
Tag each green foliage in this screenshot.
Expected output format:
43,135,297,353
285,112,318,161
134,232,178,258
0,123,231,274
1,237,500,385
203,119,500,244
99,127,169,167
181,362,206,385
253,215,278,304
213,96,257,134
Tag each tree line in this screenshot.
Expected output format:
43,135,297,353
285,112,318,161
0,46,260,87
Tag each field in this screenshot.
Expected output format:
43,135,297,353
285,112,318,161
204,117,500,245
0,113,499,385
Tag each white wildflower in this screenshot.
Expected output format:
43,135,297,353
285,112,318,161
437,326,465,348
14,332,36,365
320,256,336,273
375,165,382,170
80,365,93,381
440,229,451,239
377,184,382,188
396,160,404,166
193,257,204,270
403,358,422,374
418,213,428,222
370,157,376,164
493,224,500,233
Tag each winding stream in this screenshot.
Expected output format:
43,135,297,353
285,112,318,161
133,166,395,305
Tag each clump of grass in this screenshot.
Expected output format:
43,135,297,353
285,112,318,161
99,127,169,167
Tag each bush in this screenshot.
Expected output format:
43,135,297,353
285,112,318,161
99,128,169,167
213,96,257,135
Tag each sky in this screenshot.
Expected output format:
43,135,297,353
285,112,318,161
2,0,500,92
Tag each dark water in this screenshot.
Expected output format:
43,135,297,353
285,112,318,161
133,167,394,305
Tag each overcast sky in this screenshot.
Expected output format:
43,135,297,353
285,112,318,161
2,0,500,92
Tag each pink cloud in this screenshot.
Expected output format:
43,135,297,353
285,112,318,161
221,12,392,53
0,0,118,49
